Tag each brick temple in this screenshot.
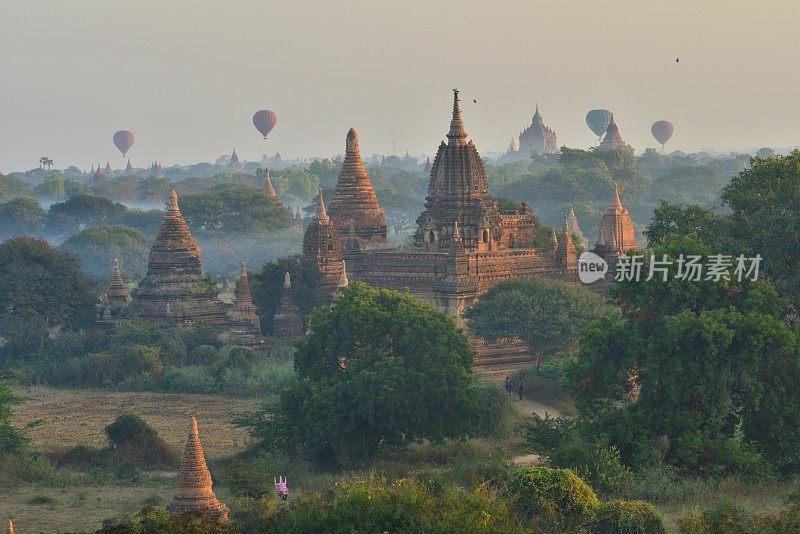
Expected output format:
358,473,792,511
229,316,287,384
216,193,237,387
507,104,559,159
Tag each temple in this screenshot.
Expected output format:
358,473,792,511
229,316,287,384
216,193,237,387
273,272,304,342
229,148,243,171
596,184,639,254
166,418,229,524
597,114,634,154
306,90,585,319
227,263,264,345
511,104,559,158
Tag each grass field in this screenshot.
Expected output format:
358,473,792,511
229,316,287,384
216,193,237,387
5,386,256,533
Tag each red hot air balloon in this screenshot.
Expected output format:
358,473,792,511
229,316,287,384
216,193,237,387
651,121,675,150
253,110,277,139
113,130,135,156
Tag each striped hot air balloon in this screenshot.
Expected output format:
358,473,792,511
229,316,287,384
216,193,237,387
113,130,135,156
651,120,675,151
253,110,277,139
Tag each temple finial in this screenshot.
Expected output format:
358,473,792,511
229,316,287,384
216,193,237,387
169,190,179,211
612,183,623,208
346,128,360,155
284,272,291,288
315,189,329,223
447,88,468,144
240,262,247,277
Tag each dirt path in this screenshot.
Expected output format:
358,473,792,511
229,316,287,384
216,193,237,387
502,394,563,466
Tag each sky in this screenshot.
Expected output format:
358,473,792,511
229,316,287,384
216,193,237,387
1,0,799,172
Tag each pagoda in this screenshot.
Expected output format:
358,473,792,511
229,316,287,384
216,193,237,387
166,418,229,524
414,89,510,251
273,272,304,341
302,190,343,292
128,191,230,329
228,148,243,171
107,258,130,306
518,104,558,155
227,262,263,344
328,128,388,247
566,205,589,251
332,260,349,299
261,169,277,200
125,159,133,174
597,184,639,253
597,114,634,154
292,206,304,232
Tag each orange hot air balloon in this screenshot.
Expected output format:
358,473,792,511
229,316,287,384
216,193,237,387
253,110,277,139
113,130,135,156
651,121,675,149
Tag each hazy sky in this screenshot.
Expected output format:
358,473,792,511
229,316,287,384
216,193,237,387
1,0,799,172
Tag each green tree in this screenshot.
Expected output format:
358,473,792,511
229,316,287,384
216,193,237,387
60,225,151,281
240,283,482,464
249,256,323,334
0,237,96,358
0,196,44,238
0,382,28,454
465,278,617,366
45,194,127,229
33,174,66,198
0,173,33,199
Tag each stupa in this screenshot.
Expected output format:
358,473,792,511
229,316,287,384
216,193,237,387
262,169,277,200
332,260,349,299
107,258,130,306
566,205,589,251
227,262,264,344
273,272,304,341
166,418,229,524
328,128,388,246
302,190,343,292
597,183,639,253
597,114,634,154
128,191,230,329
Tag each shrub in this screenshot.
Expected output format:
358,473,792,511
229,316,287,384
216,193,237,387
226,452,296,498
549,442,632,497
221,346,258,370
507,467,599,533
105,413,177,469
189,344,222,366
158,366,218,394
219,359,295,397
78,352,124,386
592,500,666,534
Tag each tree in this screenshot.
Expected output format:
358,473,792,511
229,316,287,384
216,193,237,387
39,156,53,170
0,237,96,358
0,173,32,199
0,196,44,238
249,256,323,334
465,278,617,366
240,283,482,464
0,382,27,455
60,225,151,281
33,174,66,198
46,194,127,228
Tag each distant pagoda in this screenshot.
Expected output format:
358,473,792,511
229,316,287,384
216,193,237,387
328,128,389,246
128,190,230,329
227,262,263,345
566,205,589,251
261,169,277,200
125,159,133,174
166,418,229,524
273,272,304,341
302,190,343,292
228,148,243,171
518,104,558,155
597,114,634,154
597,184,639,253
107,258,130,305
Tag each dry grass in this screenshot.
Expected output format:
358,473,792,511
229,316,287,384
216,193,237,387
11,386,259,458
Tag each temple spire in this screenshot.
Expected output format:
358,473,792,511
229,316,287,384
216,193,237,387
169,190,180,213
447,88,468,145
263,169,277,199
107,257,129,305
284,272,292,289
550,227,559,252
333,260,349,299
166,417,229,523
314,189,329,223
7,520,13,534
612,183,623,209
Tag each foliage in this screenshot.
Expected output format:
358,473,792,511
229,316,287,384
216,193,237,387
0,237,96,359
592,500,666,534
249,256,324,334
0,382,28,455
465,278,618,362
60,225,151,281
99,506,233,533
33,174,66,198
240,283,482,465
0,173,32,199
507,466,599,532
179,184,292,237
104,412,177,469
677,500,800,534
0,196,44,238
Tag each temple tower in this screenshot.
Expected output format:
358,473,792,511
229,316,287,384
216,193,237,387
262,169,277,200
414,89,502,250
273,272,304,341
557,216,578,269
227,262,263,344
229,148,243,171
598,114,634,154
332,260,349,299
166,418,229,524
302,190,343,292
328,128,388,246
107,258,129,306
129,191,230,329
597,184,639,253
518,104,558,155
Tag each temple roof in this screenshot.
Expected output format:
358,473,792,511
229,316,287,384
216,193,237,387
598,114,634,154
166,418,229,523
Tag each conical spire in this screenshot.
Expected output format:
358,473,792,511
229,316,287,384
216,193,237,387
7,520,13,534
166,417,229,523
447,88,468,145
611,183,623,209
314,189,330,224
107,257,129,304
338,260,349,288
453,220,462,241
235,262,253,306
125,159,133,173
563,216,575,250
274,272,303,341
550,227,559,252
597,228,606,245
284,271,292,289
263,169,277,199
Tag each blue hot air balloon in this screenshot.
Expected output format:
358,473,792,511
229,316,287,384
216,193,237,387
586,109,612,140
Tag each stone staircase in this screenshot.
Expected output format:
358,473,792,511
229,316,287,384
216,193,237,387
471,336,536,379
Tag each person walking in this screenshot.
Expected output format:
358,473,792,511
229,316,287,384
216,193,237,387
504,376,512,396
517,379,524,401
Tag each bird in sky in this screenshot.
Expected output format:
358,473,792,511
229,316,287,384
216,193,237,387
675,57,680,63
473,99,477,103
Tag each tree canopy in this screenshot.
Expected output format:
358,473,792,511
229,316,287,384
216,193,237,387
60,225,152,282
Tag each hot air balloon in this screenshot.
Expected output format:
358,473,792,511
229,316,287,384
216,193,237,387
586,109,612,141
651,120,675,151
113,130,135,156
253,110,277,139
